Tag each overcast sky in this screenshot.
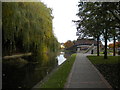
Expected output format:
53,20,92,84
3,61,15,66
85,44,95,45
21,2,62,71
40,0,116,45
40,0,79,43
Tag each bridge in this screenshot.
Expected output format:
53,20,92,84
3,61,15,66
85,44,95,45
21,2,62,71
66,38,103,54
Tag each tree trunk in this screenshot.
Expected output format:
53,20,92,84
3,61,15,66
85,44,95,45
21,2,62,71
113,36,116,56
104,29,108,59
97,36,99,56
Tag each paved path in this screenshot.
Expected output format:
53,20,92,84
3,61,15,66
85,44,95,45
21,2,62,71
65,53,112,88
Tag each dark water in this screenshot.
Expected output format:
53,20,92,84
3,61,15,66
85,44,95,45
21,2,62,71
2,52,67,89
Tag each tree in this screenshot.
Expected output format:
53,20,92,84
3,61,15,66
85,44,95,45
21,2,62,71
2,2,59,64
75,2,119,59
101,2,120,57
64,40,74,49
75,2,104,56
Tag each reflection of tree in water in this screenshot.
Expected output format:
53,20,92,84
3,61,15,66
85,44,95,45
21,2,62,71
64,51,74,59
3,53,58,89
2,1,59,89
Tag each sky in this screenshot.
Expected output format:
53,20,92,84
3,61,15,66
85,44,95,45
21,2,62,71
40,0,115,45
40,0,79,43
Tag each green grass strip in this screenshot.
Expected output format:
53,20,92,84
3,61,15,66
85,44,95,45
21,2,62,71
87,56,120,64
40,54,76,88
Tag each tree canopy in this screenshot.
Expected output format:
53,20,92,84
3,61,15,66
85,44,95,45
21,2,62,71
75,2,120,58
2,2,59,64
64,40,74,48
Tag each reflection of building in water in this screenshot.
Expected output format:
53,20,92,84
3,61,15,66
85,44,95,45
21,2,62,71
60,43,65,49
66,38,103,53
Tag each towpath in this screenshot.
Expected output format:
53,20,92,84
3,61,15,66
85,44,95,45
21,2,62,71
65,53,112,88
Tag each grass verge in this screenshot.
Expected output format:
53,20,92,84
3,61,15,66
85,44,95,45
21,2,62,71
87,56,120,64
39,54,76,88
87,56,120,89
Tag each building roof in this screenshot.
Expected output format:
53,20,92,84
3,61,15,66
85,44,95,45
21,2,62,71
75,39,103,46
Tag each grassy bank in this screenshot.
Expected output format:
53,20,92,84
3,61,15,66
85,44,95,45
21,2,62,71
87,56,120,64
87,56,120,89
39,54,76,88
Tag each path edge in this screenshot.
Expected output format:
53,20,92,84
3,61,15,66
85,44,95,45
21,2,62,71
86,55,113,89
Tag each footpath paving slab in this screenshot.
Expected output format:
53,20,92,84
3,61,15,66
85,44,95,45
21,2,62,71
65,53,112,88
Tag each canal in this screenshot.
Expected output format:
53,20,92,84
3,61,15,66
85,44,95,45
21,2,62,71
2,52,67,89
57,52,66,65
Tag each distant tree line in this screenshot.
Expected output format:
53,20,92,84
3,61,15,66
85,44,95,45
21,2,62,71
74,2,120,59
64,40,74,49
2,2,59,64
108,42,120,49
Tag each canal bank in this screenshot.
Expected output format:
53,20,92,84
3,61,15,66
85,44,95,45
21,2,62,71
32,53,76,88
3,52,63,89
32,52,67,88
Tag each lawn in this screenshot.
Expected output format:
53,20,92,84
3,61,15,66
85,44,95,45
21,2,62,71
87,56,120,89
87,56,120,64
39,54,76,88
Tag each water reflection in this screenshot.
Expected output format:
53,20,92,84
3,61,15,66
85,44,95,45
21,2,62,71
2,51,71,89
57,52,66,65
2,53,58,89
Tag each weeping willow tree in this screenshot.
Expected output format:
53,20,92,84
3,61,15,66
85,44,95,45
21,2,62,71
2,2,59,65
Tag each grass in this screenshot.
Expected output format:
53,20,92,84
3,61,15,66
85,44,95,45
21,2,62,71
40,54,76,88
87,56,120,89
87,56,120,64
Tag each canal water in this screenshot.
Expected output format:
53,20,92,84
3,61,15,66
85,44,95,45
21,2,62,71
57,52,66,65
2,52,67,89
